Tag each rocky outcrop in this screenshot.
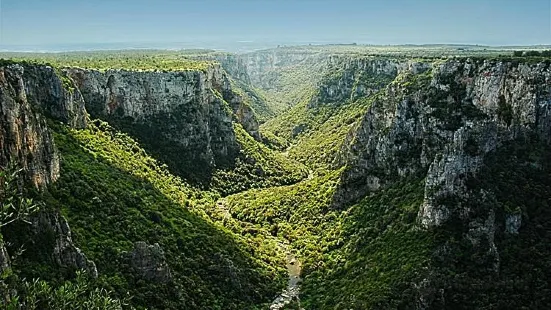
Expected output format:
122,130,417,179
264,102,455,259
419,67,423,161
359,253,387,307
130,241,171,283
22,65,88,129
0,62,89,188
505,213,522,234
0,64,60,188
30,211,98,278
418,60,551,228
337,59,551,210
333,58,551,306
67,64,260,179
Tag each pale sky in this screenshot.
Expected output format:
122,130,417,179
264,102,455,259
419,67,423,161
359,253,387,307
1,0,549,49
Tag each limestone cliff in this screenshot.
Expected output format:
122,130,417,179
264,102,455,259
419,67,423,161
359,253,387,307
311,56,402,106
333,58,551,306
67,64,260,180
0,62,96,281
235,48,324,90
336,58,551,211
0,62,89,187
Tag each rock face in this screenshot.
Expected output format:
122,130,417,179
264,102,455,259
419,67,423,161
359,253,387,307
67,65,260,180
334,58,551,306
337,59,551,209
0,62,94,279
22,66,88,129
211,54,252,85
0,64,59,188
0,62,88,188
130,241,171,283
418,60,551,228
30,211,98,278
312,57,403,106
236,48,324,90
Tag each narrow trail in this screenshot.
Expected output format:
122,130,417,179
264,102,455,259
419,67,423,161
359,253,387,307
270,243,302,310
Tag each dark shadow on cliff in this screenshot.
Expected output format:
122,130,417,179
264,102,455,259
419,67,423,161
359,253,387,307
99,114,240,189
426,137,551,309
17,125,283,309
95,115,306,197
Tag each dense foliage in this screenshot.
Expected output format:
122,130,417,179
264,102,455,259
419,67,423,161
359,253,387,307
2,272,128,310
0,164,126,310
0,50,214,72
302,178,432,309
211,124,307,196
429,138,551,309
36,121,285,309
2,49,551,309
0,162,40,229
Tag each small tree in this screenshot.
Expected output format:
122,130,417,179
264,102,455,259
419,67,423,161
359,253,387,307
3,271,130,310
0,161,41,307
0,161,40,228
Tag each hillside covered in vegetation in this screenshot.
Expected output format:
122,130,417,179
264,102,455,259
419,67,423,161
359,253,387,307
0,45,550,309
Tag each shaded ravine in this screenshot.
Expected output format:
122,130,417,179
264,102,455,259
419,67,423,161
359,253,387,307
270,242,302,310
216,198,302,309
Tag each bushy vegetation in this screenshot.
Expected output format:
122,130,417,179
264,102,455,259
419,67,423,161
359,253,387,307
33,121,285,309
211,123,307,196
430,138,551,309
253,65,324,117
259,56,397,172
229,79,276,123
0,162,40,229
0,163,126,310
225,170,344,259
286,97,374,171
2,271,129,310
103,111,307,196
301,178,432,309
223,173,433,309
0,50,214,72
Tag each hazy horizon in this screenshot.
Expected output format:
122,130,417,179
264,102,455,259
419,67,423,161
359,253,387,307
1,0,550,52
2,41,551,54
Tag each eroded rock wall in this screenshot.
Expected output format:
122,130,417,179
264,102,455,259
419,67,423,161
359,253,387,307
67,65,260,179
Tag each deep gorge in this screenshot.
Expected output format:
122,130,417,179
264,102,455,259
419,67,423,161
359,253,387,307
1,47,550,309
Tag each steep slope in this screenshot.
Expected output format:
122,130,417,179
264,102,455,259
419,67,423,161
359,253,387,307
261,56,407,170
2,49,551,310
67,65,256,181
66,64,305,194
0,61,289,309
308,58,551,308
0,61,124,307
221,53,551,309
43,121,285,309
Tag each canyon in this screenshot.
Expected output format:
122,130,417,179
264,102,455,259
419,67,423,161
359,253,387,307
0,47,550,309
